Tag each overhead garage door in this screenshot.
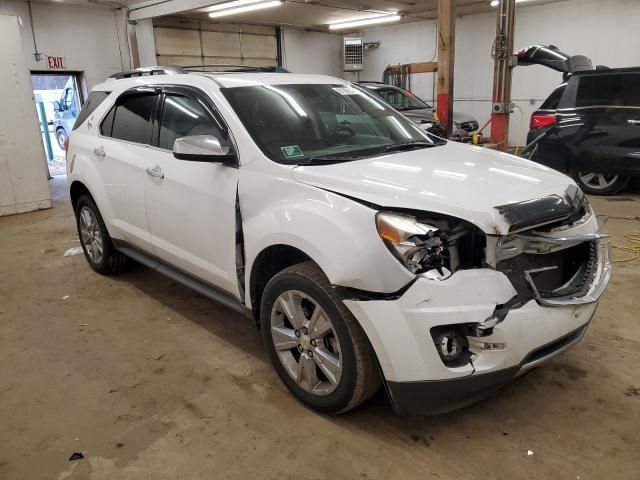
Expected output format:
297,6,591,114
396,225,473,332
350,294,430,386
153,17,278,69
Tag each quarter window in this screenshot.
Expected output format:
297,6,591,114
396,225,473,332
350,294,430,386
74,91,110,130
540,83,566,110
158,94,225,151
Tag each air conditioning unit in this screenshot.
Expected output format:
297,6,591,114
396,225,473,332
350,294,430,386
343,37,363,71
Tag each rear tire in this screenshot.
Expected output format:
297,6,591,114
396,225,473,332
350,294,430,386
261,261,380,414
75,195,128,274
55,128,67,150
573,170,630,196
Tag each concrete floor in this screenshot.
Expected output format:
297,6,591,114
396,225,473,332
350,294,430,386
1,177,639,480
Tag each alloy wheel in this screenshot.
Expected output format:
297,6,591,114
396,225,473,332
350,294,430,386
79,206,104,264
270,290,342,396
578,171,620,191
57,131,67,149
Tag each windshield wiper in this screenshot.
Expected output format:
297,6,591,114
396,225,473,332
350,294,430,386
296,156,362,165
382,141,438,153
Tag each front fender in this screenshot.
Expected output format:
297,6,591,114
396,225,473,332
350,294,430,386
240,165,414,305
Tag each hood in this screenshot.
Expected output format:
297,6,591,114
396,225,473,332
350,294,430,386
401,108,434,122
292,142,576,235
451,111,476,125
401,109,476,125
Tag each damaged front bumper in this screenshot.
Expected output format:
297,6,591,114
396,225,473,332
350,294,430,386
343,233,610,415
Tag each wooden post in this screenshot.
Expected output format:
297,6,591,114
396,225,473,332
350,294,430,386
490,0,516,151
437,0,455,137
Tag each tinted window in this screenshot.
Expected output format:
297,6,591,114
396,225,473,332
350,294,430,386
107,93,157,144
540,83,566,110
158,94,225,150
576,73,640,107
100,106,115,136
73,91,110,130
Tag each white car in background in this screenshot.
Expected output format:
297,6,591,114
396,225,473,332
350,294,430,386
66,67,610,415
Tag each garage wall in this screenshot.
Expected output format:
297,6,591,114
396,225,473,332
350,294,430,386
0,16,51,216
353,0,640,145
0,1,129,88
282,29,344,78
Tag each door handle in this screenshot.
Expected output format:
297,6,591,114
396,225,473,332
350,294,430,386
627,119,640,126
93,146,105,157
146,165,165,179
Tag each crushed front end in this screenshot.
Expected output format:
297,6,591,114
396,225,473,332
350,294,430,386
343,187,611,415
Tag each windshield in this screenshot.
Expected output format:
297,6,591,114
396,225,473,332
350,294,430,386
222,84,442,164
368,86,431,111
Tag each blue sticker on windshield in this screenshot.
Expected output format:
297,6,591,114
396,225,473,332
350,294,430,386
281,145,304,158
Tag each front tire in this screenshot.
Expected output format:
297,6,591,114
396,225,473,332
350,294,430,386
574,170,630,196
75,195,128,274
261,262,380,414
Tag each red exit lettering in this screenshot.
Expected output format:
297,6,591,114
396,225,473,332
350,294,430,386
47,56,65,69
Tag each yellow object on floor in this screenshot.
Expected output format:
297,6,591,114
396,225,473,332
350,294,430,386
612,232,640,263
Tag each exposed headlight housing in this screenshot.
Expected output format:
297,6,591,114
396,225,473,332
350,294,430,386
376,212,450,276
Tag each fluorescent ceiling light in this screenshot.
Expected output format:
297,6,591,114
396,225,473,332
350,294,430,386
209,0,282,18
207,0,265,11
328,14,401,30
490,0,534,6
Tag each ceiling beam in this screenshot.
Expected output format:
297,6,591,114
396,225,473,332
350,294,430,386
128,0,221,21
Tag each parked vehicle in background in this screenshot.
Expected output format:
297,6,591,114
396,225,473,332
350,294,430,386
66,67,610,415
523,67,640,195
357,81,479,135
53,77,79,149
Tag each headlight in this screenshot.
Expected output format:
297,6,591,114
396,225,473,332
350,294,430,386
376,212,450,275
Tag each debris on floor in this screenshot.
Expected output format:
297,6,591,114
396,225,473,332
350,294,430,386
64,246,84,257
61,295,70,300
68,452,84,461
527,450,534,456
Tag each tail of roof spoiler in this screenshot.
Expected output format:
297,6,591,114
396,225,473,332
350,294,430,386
515,45,594,74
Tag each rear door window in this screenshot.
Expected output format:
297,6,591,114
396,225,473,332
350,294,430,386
101,92,158,144
576,73,640,107
73,91,110,130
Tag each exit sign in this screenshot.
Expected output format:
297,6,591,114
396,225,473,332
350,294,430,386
47,55,65,69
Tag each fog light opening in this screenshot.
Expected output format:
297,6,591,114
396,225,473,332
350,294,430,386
430,327,471,368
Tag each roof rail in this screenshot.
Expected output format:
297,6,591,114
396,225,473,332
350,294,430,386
108,66,187,80
181,64,290,73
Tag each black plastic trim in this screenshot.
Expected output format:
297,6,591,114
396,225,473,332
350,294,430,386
387,367,521,416
112,239,251,317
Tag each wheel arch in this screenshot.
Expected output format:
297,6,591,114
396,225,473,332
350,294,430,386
248,244,315,327
69,180,95,212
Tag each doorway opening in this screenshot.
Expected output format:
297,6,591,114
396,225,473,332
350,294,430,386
30,72,84,177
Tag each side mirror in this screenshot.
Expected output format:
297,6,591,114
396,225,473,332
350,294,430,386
173,135,235,163
53,101,63,112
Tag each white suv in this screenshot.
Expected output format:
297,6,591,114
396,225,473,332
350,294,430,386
66,66,611,415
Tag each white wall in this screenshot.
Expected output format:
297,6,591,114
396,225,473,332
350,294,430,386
0,1,129,89
0,16,51,216
282,29,344,78
336,0,640,145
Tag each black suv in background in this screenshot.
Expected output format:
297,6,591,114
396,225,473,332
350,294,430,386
523,67,640,195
